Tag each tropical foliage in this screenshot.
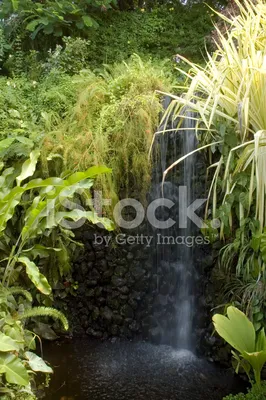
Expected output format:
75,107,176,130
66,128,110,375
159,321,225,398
160,0,266,329
0,0,113,38
213,306,266,387
0,143,114,397
0,1,222,74
1,0,260,397
224,382,266,400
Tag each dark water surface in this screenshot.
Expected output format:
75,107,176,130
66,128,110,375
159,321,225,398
44,339,245,400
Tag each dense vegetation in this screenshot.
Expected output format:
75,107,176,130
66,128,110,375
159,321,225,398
3,0,266,398
163,0,266,396
0,0,221,397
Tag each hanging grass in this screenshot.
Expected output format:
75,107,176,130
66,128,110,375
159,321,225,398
42,55,174,212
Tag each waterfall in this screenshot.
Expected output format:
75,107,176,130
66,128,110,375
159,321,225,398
175,111,197,350
149,99,198,350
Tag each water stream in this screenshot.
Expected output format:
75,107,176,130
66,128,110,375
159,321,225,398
176,111,197,350
150,102,198,349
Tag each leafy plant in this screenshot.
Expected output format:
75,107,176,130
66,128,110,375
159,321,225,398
0,283,66,399
0,143,114,397
44,37,91,75
0,145,114,291
0,0,113,39
223,381,266,400
213,306,266,387
159,0,266,314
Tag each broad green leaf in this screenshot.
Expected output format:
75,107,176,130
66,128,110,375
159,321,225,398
24,177,64,190
213,306,255,353
256,329,266,351
16,150,40,186
0,187,25,233
66,166,111,185
0,332,19,352
82,15,93,27
18,256,51,295
11,0,19,11
26,19,41,32
16,137,34,146
0,354,29,386
21,198,49,241
251,234,261,252
260,232,266,264
55,210,114,231
22,245,61,259
25,351,53,374
33,322,58,341
0,138,15,152
24,331,36,351
43,24,54,35
3,326,24,345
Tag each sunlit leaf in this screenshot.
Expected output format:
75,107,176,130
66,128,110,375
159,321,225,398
18,256,51,295
25,351,53,373
0,354,29,386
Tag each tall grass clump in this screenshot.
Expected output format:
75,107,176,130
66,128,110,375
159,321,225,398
159,0,266,322
43,55,173,207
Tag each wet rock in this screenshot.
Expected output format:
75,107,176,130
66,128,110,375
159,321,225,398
86,327,103,338
86,252,95,261
129,320,140,332
131,266,145,280
149,326,162,343
86,289,95,298
94,287,103,297
114,265,128,277
128,298,138,310
113,313,123,325
106,297,120,310
127,252,134,260
118,286,129,294
101,306,113,321
121,304,134,319
92,307,100,321
110,324,119,335
95,251,105,260
111,276,127,287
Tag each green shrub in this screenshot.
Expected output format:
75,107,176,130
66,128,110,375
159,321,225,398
0,70,78,149
1,3,216,75
68,4,215,67
42,55,174,207
44,37,91,75
224,382,266,400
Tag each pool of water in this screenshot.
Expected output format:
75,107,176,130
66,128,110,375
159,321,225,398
44,339,245,400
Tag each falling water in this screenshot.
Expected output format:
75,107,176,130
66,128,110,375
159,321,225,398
150,99,198,350
175,111,197,350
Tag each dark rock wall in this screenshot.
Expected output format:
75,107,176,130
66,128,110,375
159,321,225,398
67,226,152,340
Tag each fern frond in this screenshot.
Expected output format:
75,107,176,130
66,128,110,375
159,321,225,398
18,307,69,331
6,287,33,302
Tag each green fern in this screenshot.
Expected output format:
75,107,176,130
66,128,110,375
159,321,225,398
18,306,69,331
5,287,33,302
